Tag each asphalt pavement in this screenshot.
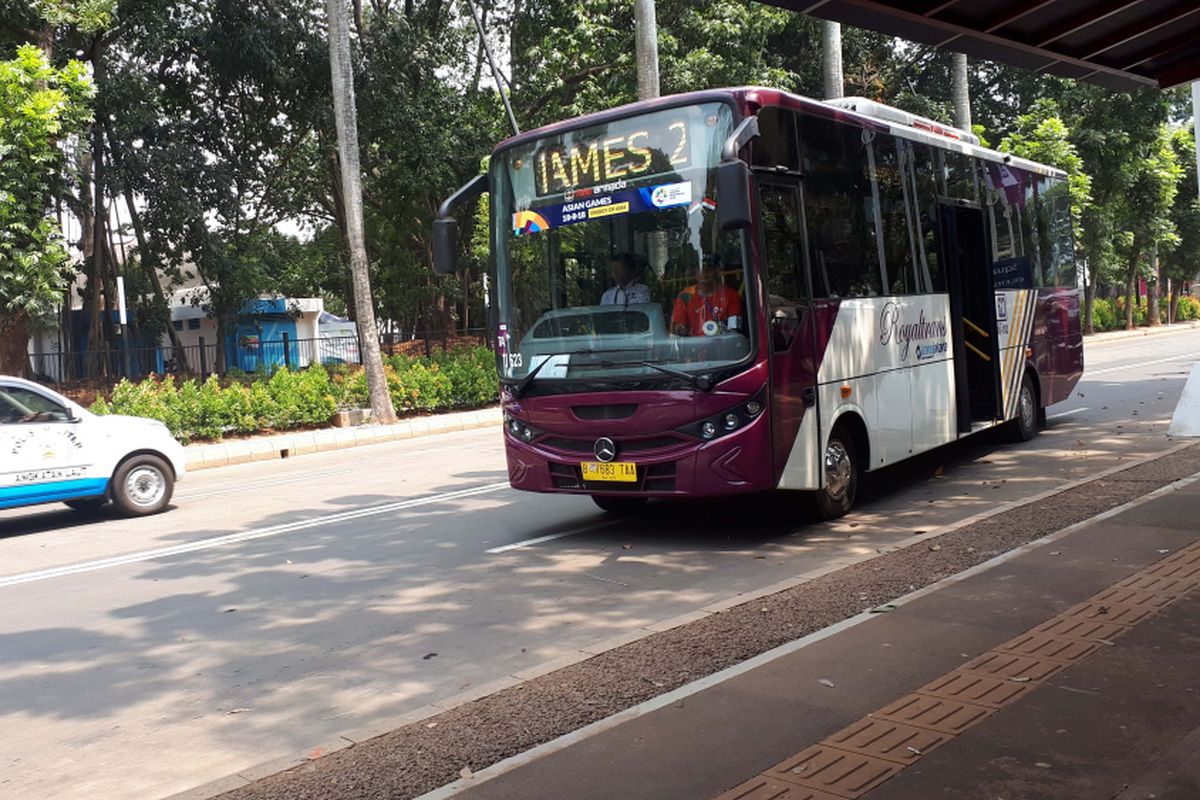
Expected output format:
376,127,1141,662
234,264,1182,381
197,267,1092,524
0,326,1195,800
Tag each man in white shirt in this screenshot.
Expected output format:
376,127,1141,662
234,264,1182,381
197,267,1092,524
600,253,651,306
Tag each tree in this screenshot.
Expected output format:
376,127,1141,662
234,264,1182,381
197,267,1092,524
0,44,92,375
325,0,395,423
1162,125,1200,321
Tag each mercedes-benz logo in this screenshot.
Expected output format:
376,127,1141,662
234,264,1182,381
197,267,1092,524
594,437,617,463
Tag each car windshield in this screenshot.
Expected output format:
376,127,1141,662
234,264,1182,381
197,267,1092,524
492,101,752,386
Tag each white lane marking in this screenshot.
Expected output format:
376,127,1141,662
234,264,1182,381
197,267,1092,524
0,483,510,589
486,520,621,554
1048,407,1088,420
1085,354,1197,377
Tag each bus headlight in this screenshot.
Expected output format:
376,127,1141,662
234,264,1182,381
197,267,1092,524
504,412,542,443
723,413,739,431
701,421,717,439
745,400,762,417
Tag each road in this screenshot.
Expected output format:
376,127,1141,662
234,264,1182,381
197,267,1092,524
0,328,1195,800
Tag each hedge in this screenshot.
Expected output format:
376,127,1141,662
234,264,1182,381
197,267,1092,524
1090,296,1200,332
90,346,498,443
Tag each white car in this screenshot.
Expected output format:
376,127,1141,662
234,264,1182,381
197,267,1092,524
0,376,185,516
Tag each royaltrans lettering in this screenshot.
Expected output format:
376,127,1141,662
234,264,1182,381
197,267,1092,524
878,301,948,361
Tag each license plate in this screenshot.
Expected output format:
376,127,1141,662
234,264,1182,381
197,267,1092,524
580,461,637,483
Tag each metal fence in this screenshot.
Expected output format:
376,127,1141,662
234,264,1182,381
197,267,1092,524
27,329,492,386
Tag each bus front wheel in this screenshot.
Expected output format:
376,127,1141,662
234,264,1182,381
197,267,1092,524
591,495,647,515
813,431,858,520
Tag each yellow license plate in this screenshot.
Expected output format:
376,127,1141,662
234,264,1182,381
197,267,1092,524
580,461,637,482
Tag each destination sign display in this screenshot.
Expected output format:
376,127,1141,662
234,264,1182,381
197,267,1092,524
516,103,729,199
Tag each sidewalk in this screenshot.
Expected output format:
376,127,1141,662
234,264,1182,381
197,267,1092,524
1085,318,1200,344
446,473,1200,800
184,406,500,471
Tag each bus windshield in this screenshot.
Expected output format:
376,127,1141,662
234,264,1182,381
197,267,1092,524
492,102,753,386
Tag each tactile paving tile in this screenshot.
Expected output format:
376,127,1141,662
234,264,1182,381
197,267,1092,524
1058,600,1159,627
715,775,845,800
959,651,1070,683
994,631,1100,662
1088,586,1179,610
822,717,950,764
1140,560,1200,583
1114,572,1198,596
765,745,901,798
1162,545,1200,565
1032,615,1129,642
870,693,995,735
917,670,1035,709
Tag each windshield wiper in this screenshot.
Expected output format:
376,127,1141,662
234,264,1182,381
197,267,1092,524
592,359,714,391
513,348,638,398
639,360,714,391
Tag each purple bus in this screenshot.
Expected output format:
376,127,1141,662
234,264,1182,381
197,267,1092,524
433,88,1082,518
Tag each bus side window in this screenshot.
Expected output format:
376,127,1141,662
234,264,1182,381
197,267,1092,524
798,114,882,299
909,142,945,293
1039,175,1076,287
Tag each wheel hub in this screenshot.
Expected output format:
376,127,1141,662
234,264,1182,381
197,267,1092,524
824,440,852,499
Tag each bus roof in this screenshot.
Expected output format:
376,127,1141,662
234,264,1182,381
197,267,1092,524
493,86,1067,180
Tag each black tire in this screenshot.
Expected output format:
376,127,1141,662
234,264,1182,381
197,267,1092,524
1009,372,1039,443
813,429,858,521
591,495,648,515
111,454,174,516
64,497,108,513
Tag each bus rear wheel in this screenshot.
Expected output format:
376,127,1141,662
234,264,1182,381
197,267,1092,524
813,431,858,521
1009,373,1039,443
591,495,647,515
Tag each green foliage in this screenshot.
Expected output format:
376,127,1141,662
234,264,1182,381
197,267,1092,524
0,45,93,330
91,349,496,442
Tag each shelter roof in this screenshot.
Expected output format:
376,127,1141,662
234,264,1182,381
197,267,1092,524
762,1,1200,91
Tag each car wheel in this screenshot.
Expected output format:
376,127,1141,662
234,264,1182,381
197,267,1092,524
112,455,174,516
591,495,647,515
64,497,108,513
813,429,857,521
1009,373,1039,443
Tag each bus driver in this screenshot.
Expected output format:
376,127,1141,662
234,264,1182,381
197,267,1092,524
671,255,743,336
600,253,651,307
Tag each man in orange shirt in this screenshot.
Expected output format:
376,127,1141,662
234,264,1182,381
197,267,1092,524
671,256,743,336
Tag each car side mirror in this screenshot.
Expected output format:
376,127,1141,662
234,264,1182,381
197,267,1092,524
715,160,752,232
432,218,459,276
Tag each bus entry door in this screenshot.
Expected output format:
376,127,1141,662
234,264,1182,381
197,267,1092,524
941,203,1001,431
757,180,817,480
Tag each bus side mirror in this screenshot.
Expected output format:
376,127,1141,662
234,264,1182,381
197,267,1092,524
432,218,459,275
715,160,752,232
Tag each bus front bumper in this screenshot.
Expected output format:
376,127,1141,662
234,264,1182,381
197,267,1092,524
503,411,774,497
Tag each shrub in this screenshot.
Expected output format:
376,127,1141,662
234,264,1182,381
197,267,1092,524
89,347,498,442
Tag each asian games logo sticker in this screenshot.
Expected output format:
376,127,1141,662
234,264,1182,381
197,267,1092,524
645,182,692,209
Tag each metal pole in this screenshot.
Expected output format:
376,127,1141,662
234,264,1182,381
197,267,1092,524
1192,81,1200,198
634,0,660,100
821,20,843,100
282,331,292,370
464,0,520,136
199,336,207,379
952,52,972,132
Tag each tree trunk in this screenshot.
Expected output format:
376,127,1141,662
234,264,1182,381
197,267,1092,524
1169,280,1179,324
633,0,660,101
0,310,31,376
1146,241,1160,326
326,0,396,424
1124,246,1140,331
821,20,843,100
951,53,971,132
1084,275,1096,336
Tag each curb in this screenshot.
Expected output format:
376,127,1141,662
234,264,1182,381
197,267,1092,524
1085,319,1200,344
183,407,501,471
165,440,1198,800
